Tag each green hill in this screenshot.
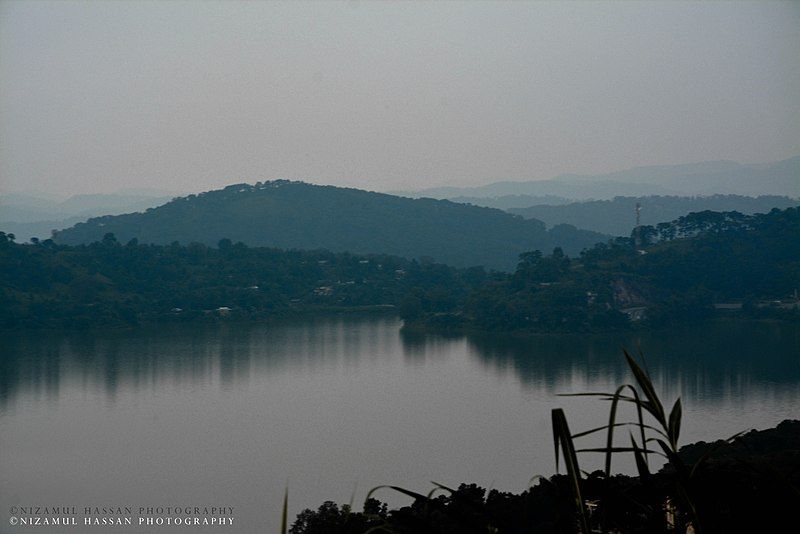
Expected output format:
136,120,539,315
52,181,607,270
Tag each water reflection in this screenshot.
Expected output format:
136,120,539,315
0,317,402,408
1,316,797,532
1,317,797,409
460,321,800,401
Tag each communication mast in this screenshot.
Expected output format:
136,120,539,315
633,202,642,248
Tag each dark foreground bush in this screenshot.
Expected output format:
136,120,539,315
291,421,799,534
289,351,800,534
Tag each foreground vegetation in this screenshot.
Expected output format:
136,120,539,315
288,354,800,533
289,421,799,533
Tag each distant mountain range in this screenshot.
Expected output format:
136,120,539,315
8,156,798,261
508,195,799,236
448,195,573,210
52,181,608,271
0,192,176,241
396,155,800,201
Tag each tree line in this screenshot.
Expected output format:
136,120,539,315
2,207,797,330
0,233,478,329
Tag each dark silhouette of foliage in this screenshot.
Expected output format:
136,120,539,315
289,424,800,534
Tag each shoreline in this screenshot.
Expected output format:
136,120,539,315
2,308,797,334
400,313,800,338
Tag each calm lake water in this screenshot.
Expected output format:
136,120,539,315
1,316,798,532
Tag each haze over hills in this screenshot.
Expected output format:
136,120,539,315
0,192,176,242
396,155,800,201
52,181,608,271
0,191,179,221
393,179,680,203
448,195,572,210
509,195,799,236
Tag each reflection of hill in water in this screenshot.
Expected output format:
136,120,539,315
459,321,800,401
1,318,798,408
0,317,402,407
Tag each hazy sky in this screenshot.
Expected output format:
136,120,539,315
1,1,798,198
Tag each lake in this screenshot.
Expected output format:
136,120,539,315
1,316,798,532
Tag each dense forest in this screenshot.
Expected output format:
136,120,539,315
0,233,479,329
402,207,800,332
508,194,797,235
50,181,607,271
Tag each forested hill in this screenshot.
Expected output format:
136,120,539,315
404,207,800,333
508,195,798,236
52,181,607,270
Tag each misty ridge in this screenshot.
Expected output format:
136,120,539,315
394,155,800,200
3,155,797,263
0,191,176,244
508,195,799,236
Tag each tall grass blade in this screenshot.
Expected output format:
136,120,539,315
571,421,666,439
668,398,682,449
575,446,661,455
603,385,623,477
430,481,456,493
280,487,288,534
630,433,651,479
344,481,358,519
604,384,647,475
553,409,562,472
655,439,685,469
552,408,590,534
624,349,666,426
426,487,448,500
366,485,430,504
